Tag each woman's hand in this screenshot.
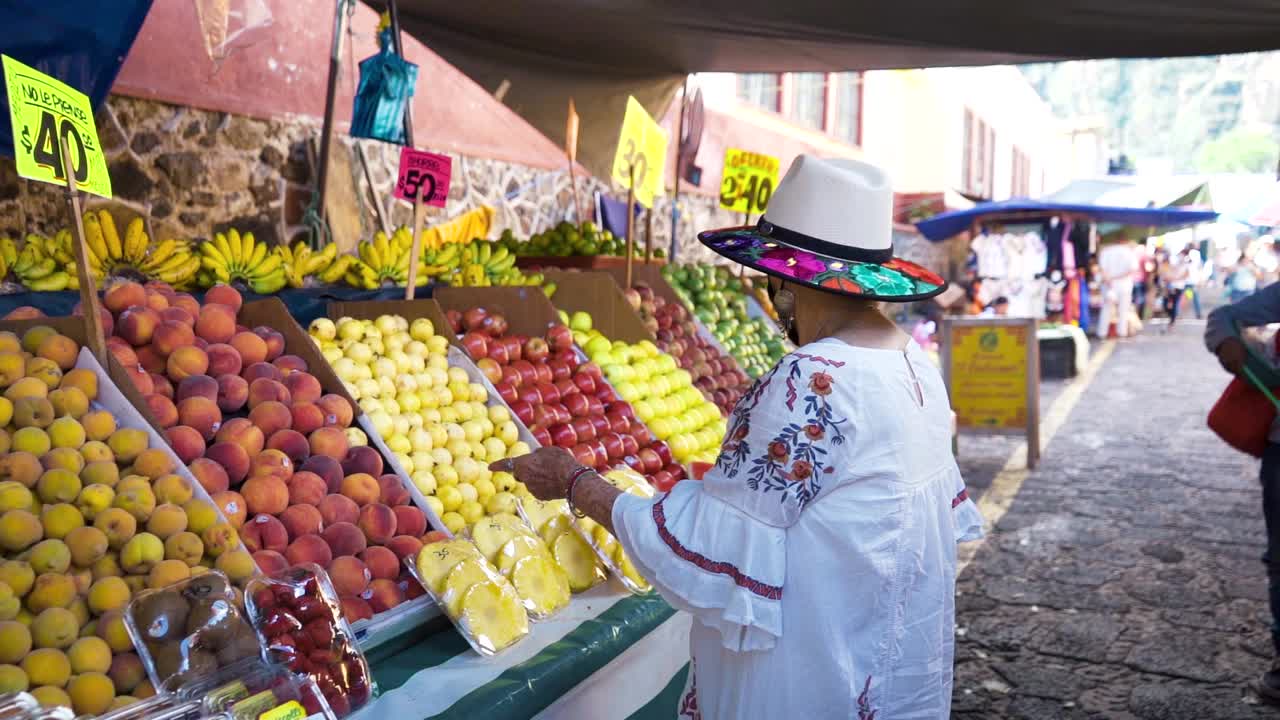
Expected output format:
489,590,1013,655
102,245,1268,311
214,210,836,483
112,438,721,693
488,447,583,501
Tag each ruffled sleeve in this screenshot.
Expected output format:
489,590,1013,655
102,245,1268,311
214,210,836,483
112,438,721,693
949,468,985,543
612,483,784,652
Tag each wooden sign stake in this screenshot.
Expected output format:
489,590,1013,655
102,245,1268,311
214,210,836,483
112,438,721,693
644,205,654,263
58,134,106,365
405,187,426,299
566,98,585,224
624,164,636,288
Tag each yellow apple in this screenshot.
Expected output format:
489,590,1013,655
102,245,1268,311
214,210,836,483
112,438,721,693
395,453,414,474
424,495,444,519
398,392,422,414
492,472,516,492
485,491,517,515
369,410,394,439
458,501,485,525
310,318,337,340
483,437,507,461
472,478,496,502
412,470,437,495
452,401,474,421
456,482,479,505
441,511,466,534
322,347,343,365
336,318,363,341
345,427,368,446
388,434,411,455
356,378,380,400
430,447,454,468
437,485,463,512
508,441,532,457
411,451,434,472
447,439,472,461
410,319,435,340
435,464,459,487
469,440,487,462
406,340,429,357
409,427,433,452
427,354,449,372
468,383,488,403
487,404,510,425
421,408,442,425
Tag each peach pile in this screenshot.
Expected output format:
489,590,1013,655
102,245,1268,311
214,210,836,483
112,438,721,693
104,281,429,621
0,325,246,714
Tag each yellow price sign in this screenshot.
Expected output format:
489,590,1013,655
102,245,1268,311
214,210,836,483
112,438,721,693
611,96,667,208
948,323,1030,430
719,148,779,214
2,55,112,199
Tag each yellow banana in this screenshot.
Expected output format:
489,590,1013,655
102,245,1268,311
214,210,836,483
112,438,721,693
144,239,178,271
248,251,281,278
0,237,18,269
22,258,57,281
124,218,147,263
319,254,354,283
98,210,122,260
239,230,255,266
214,233,236,270
245,239,268,272
27,271,69,291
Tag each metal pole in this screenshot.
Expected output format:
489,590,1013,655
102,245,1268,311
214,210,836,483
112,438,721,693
315,0,349,222
386,0,415,146
670,75,688,260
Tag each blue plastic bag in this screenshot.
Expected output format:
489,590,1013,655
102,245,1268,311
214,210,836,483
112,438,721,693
351,26,418,144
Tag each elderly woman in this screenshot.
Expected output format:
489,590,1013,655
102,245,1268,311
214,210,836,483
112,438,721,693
493,156,983,718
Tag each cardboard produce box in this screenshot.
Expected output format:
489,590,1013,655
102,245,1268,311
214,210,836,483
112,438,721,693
541,270,652,344
432,286,561,338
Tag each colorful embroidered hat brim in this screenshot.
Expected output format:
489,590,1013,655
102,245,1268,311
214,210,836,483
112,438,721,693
698,225,948,303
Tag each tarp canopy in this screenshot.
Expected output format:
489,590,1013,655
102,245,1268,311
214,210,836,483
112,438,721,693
0,0,153,157
382,0,1280,183
1043,177,1214,240
914,199,1219,242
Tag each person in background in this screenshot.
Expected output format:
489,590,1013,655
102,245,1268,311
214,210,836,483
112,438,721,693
1230,260,1261,304
1185,245,1205,319
982,296,1011,317
1097,239,1139,338
1160,249,1190,331
496,156,983,719
1205,281,1280,702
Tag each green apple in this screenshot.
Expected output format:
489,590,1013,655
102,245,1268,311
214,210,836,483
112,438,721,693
570,311,593,332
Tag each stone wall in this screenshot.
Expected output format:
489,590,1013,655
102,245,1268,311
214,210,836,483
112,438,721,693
0,95,950,273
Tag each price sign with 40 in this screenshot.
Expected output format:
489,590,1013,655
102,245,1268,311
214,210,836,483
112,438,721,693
719,148,779,215
2,55,112,199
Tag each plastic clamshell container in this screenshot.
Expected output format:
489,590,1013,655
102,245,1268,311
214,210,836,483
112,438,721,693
462,512,571,620
572,468,655,595
515,497,606,594
123,571,265,694
404,541,529,656
244,565,373,718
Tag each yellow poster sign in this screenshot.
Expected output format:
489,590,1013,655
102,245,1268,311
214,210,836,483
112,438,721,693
948,323,1030,428
611,96,667,208
2,55,112,199
719,148,779,214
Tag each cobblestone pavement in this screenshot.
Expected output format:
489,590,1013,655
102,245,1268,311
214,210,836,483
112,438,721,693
952,319,1279,719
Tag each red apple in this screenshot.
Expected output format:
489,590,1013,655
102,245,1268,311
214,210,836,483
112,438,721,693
446,309,463,334
596,386,618,404
462,308,489,332
585,396,605,416
550,403,572,425
502,337,522,361
488,314,509,337
570,417,596,442
563,393,590,417
621,434,640,456
588,441,608,468
495,380,518,404
606,410,630,434
532,405,558,429
550,423,578,448
500,366,521,387
487,342,510,365
554,378,578,399
550,360,573,382
638,448,662,474
552,349,577,365
570,443,598,468
460,331,488,359
534,364,553,385
607,402,635,422
535,382,561,406
601,433,625,459
572,373,597,395
546,324,573,351
651,471,676,492
512,360,536,386
651,440,673,466
475,357,502,384
576,362,603,380
623,455,644,472
663,463,686,481
532,426,552,447
631,425,657,447
588,414,610,438
523,338,550,363
518,385,542,407
509,400,535,426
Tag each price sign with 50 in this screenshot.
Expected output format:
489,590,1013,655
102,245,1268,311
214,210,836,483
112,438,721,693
393,147,452,206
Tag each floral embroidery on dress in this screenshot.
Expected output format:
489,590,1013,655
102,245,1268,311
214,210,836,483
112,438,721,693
714,355,849,510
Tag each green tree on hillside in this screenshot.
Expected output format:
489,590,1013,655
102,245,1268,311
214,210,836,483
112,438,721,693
1195,128,1279,173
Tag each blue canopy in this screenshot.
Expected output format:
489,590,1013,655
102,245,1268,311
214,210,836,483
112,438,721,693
914,198,1219,242
0,0,153,157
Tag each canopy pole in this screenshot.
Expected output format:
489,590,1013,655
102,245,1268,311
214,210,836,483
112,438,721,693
314,0,350,228
386,0,415,145
669,74,689,261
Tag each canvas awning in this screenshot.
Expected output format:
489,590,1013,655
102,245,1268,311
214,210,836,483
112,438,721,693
379,0,1280,182
915,199,1219,242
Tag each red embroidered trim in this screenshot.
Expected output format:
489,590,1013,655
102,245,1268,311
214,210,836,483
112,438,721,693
856,675,877,719
951,488,969,508
791,352,847,368
678,665,701,719
652,494,783,600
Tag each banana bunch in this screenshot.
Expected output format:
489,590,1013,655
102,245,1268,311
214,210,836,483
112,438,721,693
277,241,350,288
426,239,541,288
344,228,438,290
83,210,200,288
197,228,287,294
12,231,74,291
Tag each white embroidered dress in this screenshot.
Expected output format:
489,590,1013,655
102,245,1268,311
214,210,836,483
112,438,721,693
612,338,984,719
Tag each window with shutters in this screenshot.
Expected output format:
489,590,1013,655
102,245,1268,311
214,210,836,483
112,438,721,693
788,73,828,130
738,74,783,112
832,72,863,146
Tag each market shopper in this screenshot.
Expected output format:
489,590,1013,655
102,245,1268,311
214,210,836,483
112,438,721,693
1096,239,1139,338
1205,280,1280,702
494,156,983,719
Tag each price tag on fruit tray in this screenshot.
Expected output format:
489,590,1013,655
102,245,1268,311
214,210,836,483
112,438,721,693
719,148,778,214
394,147,452,206
2,55,112,198
611,96,668,208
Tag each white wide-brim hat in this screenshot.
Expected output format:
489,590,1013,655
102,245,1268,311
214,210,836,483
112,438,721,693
699,155,947,302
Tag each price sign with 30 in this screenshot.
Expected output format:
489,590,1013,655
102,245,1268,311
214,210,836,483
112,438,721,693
611,96,667,208
2,55,112,199
719,148,779,215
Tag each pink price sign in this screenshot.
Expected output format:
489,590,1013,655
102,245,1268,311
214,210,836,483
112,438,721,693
394,147,452,206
